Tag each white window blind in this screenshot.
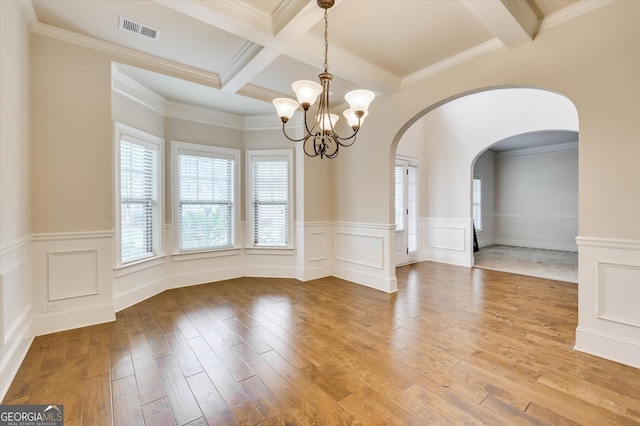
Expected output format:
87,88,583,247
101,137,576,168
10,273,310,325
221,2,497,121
408,164,418,251
395,164,404,231
178,153,234,251
120,139,158,263
473,177,482,231
252,158,289,247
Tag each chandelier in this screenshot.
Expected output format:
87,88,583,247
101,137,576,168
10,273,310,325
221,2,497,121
272,0,375,159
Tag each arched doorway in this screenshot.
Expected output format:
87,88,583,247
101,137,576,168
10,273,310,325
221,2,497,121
393,87,579,270
472,130,578,282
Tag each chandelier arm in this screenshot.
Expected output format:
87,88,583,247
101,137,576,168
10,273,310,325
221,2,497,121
333,126,360,146
303,136,320,158
303,109,320,137
280,122,306,143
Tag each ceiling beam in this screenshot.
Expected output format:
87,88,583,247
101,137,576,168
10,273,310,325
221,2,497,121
155,0,400,95
461,0,540,49
218,0,323,93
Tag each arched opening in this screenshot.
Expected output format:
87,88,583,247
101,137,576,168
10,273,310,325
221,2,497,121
472,130,578,282
393,87,579,273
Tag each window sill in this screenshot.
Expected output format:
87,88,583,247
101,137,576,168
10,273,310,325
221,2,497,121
171,247,242,262
115,255,166,277
245,247,295,256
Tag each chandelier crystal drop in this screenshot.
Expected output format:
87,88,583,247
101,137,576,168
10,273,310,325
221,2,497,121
272,0,375,159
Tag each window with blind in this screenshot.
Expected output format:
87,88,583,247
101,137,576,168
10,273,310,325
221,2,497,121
173,142,239,253
115,123,163,266
408,164,418,252
247,150,292,248
473,177,482,231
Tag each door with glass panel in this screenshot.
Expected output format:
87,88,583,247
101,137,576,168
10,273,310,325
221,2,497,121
395,159,418,266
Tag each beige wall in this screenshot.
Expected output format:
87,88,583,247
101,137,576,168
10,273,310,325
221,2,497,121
338,1,640,242
31,35,113,233
1,1,31,243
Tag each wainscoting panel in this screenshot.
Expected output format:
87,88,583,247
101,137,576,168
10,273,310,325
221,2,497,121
420,218,473,267
335,232,384,269
32,231,115,335
333,223,397,293
597,261,640,327
0,237,34,401
295,222,333,282
309,232,328,262
575,236,640,369
48,250,98,300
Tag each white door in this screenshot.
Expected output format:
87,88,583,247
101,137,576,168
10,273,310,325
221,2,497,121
395,159,418,266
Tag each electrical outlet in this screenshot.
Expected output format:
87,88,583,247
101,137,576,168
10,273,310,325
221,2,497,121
41,302,60,313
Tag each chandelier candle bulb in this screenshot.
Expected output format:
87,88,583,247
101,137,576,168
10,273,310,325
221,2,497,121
272,0,375,159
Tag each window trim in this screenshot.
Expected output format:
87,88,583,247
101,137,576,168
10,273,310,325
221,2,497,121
114,122,164,270
473,176,483,232
246,149,294,250
171,141,241,258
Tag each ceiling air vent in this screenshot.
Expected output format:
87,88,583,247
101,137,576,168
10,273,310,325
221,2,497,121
119,16,160,40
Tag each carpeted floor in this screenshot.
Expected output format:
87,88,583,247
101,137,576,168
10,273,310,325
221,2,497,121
473,245,578,283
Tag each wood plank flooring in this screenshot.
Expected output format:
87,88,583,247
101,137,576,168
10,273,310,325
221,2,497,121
4,261,640,425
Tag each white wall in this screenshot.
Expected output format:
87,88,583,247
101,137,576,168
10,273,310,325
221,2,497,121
494,144,578,251
0,0,34,400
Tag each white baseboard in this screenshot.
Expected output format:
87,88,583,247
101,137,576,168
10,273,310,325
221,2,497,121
114,276,168,312
575,326,640,369
243,265,297,279
296,265,332,282
333,266,397,293
0,310,33,402
421,250,473,268
33,302,115,335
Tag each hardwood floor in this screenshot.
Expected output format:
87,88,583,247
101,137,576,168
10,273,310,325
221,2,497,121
4,261,640,425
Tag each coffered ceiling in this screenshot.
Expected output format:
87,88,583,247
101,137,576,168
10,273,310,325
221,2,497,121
26,0,597,117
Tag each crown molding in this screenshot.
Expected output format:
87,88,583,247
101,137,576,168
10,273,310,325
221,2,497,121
402,0,613,86
219,41,264,88
539,0,615,31
243,115,284,131
403,39,504,87
494,141,579,158
18,0,37,30
236,84,283,105
272,0,313,35
211,0,273,33
165,101,244,130
111,64,166,115
30,20,221,89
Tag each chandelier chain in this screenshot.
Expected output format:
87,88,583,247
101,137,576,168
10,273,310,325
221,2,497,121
323,8,329,73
